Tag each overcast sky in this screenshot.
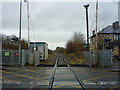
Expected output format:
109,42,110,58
0,0,119,50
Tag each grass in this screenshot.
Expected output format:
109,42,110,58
113,59,120,62
64,53,84,64
40,53,56,64
48,54,55,59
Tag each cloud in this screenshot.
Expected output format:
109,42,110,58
0,2,2,32
1,1,118,49
2,2,20,30
29,2,86,31
1,0,120,2
98,2,118,27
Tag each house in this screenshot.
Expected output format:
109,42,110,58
90,21,120,56
30,42,48,60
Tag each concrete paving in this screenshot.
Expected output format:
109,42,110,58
53,67,81,88
0,65,119,89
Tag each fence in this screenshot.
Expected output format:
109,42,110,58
84,49,112,67
0,49,2,66
1,49,28,66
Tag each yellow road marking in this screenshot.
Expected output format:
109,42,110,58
67,84,81,88
23,69,37,72
53,84,81,88
92,69,118,74
2,70,48,80
15,74,39,79
83,75,113,82
53,84,66,88
18,69,50,75
2,70,12,74
74,70,104,75
46,70,53,71
107,84,120,90
2,78,21,83
42,80,49,82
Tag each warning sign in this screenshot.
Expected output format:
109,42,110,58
15,53,19,56
4,52,10,56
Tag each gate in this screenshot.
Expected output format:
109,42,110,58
98,50,112,66
2,50,12,65
2,49,28,66
84,50,112,67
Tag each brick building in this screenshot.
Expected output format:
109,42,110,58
90,21,120,56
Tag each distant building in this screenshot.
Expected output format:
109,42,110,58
30,42,48,60
118,1,120,22
90,21,120,56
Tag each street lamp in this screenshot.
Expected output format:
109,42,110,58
84,4,89,50
24,0,30,52
18,0,22,66
84,4,91,67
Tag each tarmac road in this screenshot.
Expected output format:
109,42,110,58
1,65,119,89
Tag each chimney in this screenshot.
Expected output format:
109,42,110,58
93,30,95,36
113,21,119,29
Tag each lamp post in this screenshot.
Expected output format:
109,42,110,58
18,0,22,66
27,1,30,52
24,0,30,52
84,4,91,67
84,4,89,50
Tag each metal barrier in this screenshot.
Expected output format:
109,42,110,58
98,50,112,67
22,50,28,66
0,49,2,66
84,50,112,67
1,49,28,66
84,51,91,66
2,50,12,65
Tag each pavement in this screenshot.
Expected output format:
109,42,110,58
0,61,120,89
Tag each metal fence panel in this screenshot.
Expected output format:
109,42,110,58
2,50,11,65
12,51,19,65
104,50,112,66
0,49,2,65
22,50,28,66
91,51,99,65
98,50,112,66
2,49,28,66
84,51,90,66
98,50,104,66
84,50,112,67
84,51,99,66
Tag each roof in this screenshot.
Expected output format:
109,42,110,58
98,25,120,34
30,42,48,45
91,25,120,38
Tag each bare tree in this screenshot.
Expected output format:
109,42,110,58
1,33,28,50
66,32,86,54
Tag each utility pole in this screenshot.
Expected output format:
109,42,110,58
27,0,30,52
84,4,89,50
24,0,30,52
18,0,22,66
96,0,98,50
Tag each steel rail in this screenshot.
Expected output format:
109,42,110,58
48,57,59,90
61,56,87,90
63,56,104,89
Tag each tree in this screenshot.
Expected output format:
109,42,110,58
48,49,53,54
1,33,28,50
55,46,65,54
66,32,86,54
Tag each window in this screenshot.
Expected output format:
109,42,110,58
106,35,109,38
92,38,95,42
114,35,120,40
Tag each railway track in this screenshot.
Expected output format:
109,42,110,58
48,55,87,90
